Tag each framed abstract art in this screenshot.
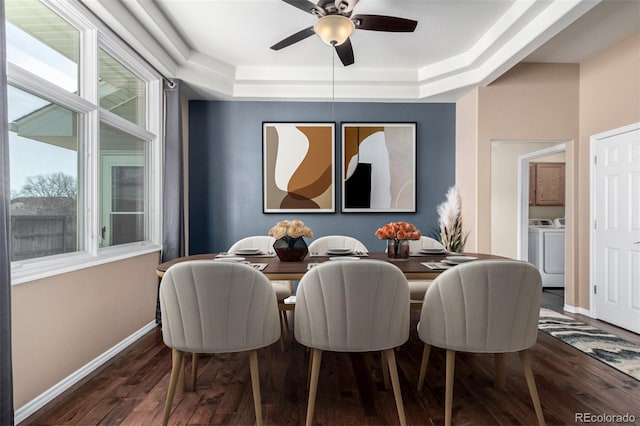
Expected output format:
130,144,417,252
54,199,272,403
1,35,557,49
341,123,416,212
263,122,335,213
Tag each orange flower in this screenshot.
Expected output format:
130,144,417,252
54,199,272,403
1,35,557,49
375,222,422,240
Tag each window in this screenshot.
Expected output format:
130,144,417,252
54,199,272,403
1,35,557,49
99,124,147,247
6,0,162,283
5,0,79,93
7,86,80,261
99,49,146,127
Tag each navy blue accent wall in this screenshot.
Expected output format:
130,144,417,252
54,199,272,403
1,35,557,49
189,101,455,253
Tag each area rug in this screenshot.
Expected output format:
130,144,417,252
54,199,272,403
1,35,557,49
538,308,640,381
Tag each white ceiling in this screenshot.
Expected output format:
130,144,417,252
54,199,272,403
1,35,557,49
82,0,640,102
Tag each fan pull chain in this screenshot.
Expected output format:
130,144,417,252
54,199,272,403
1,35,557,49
331,42,335,122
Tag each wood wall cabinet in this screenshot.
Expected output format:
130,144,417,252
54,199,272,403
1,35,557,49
529,162,565,206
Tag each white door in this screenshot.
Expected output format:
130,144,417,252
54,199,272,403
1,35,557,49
593,124,640,333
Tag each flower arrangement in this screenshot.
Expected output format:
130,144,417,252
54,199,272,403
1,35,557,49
269,220,313,261
375,221,422,241
375,221,422,259
268,219,313,240
437,186,468,252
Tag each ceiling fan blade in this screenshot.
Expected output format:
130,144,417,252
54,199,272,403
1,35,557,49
335,38,354,66
271,26,316,50
281,0,323,15
352,14,417,32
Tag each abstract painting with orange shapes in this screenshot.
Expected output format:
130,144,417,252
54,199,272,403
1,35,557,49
263,122,335,213
341,123,416,213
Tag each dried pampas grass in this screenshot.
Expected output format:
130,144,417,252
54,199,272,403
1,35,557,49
437,186,468,252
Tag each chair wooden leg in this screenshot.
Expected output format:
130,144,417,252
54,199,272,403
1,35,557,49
191,353,199,392
306,348,323,426
445,349,456,426
162,349,184,426
176,352,185,394
417,344,431,391
278,310,286,352
282,309,290,331
306,348,311,390
520,350,545,426
381,351,390,390
248,350,264,426
494,353,506,389
384,348,407,426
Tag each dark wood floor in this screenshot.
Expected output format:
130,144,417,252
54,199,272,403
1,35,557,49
23,293,640,426
541,288,565,313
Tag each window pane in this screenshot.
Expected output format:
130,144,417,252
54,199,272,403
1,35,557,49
5,0,79,93
100,124,147,247
8,86,80,261
99,49,146,127
112,166,144,212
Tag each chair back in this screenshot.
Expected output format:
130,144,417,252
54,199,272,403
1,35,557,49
409,236,445,252
295,260,409,352
160,260,280,353
307,235,368,253
418,260,542,353
229,236,276,253
229,235,291,290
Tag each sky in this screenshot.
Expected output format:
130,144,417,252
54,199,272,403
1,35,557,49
6,21,78,194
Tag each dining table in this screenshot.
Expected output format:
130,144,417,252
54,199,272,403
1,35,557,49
156,251,504,281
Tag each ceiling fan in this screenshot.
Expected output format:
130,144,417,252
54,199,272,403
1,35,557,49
270,0,418,66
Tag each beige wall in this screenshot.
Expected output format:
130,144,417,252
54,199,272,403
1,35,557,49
456,62,580,304
455,88,480,251
11,252,160,408
577,31,640,309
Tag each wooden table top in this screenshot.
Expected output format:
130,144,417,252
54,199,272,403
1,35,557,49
156,252,505,280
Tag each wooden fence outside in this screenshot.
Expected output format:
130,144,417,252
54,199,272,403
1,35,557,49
11,214,77,261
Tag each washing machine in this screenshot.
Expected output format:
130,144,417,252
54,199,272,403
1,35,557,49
528,218,565,287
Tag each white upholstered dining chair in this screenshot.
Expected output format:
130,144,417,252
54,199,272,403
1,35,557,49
295,260,410,426
159,260,280,426
307,235,368,254
409,236,446,252
417,259,545,426
229,235,293,351
407,236,446,305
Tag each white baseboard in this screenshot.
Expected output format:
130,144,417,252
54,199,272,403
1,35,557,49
15,321,158,424
563,303,592,317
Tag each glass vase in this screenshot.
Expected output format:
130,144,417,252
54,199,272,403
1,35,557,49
387,239,410,259
273,236,308,261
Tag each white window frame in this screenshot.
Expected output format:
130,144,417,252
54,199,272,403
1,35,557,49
8,0,163,285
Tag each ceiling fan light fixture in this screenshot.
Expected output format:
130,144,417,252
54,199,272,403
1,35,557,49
314,15,354,46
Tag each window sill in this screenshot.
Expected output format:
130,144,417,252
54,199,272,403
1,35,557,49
11,242,161,285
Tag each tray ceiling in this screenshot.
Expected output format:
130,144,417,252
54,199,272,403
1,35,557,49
80,0,640,102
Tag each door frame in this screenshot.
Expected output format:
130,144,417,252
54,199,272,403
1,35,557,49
517,142,567,261
589,121,640,317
